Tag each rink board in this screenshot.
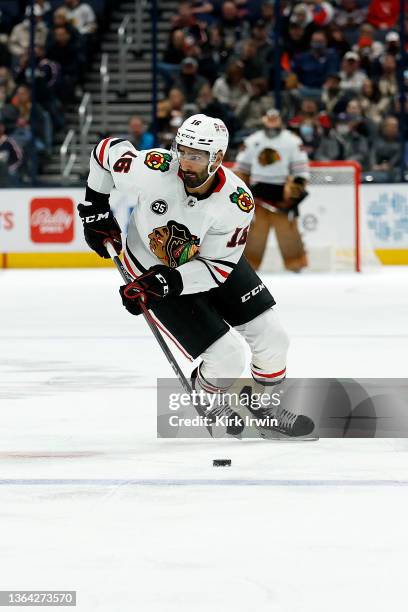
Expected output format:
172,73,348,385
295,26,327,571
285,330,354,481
1,184,408,267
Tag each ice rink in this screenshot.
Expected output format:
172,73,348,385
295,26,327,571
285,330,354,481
1,266,408,611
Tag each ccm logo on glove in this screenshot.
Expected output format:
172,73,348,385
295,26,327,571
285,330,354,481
82,211,110,223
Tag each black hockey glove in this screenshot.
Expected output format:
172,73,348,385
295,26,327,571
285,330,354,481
77,203,122,258
283,177,308,217
120,265,183,315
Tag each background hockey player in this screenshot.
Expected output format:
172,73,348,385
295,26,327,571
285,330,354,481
235,109,310,273
77,113,314,437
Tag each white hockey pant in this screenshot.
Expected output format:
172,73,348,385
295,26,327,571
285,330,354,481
197,308,289,392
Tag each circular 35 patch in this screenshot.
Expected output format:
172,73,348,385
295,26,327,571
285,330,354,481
150,199,168,215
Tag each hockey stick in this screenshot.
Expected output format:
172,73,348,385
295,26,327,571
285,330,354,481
104,241,217,437
105,241,193,393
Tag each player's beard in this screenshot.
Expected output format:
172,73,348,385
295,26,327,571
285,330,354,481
180,168,209,189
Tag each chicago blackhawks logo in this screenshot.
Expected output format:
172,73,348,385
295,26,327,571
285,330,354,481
144,150,172,172
258,148,281,166
229,187,254,213
148,220,200,268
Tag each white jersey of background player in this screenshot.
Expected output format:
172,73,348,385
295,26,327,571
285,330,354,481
236,122,309,186
77,114,311,436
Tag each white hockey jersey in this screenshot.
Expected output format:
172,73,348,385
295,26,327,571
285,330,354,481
86,138,255,295
235,128,310,185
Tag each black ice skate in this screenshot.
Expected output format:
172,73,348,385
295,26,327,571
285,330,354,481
191,367,245,436
240,386,315,438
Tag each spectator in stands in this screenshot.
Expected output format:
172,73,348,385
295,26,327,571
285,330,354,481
0,119,23,185
260,0,275,33
235,0,261,23
339,51,366,94
296,119,321,159
235,77,275,133
284,1,333,39
251,19,274,66
378,53,398,100
389,96,408,140
64,0,97,59
171,1,198,30
162,29,186,66
159,29,187,90
172,1,207,47
327,24,351,58
333,0,368,43
321,73,349,116
195,25,229,84
314,124,345,161
334,111,370,169
14,46,63,132
46,25,85,102
188,1,215,25
173,57,209,103
64,0,97,35
278,72,304,121
48,5,83,55
126,116,154,150
195,82,236,134
352,24,383,64
345,98,375,141
36,0,53,26
239,38,268,81
284,21,311,58
51,6,71,28
212,59,251,113
367,0,399,30
218,1,250,51
4,85,52,157
157,87,196,146
0,67,16,100
288,3,314,32
158,114,184,150
289,97,330,130
8,5,48,64
205,23,232,71
384,31,400,57
358,78,390,124
370,115,401,179
292,30,340,96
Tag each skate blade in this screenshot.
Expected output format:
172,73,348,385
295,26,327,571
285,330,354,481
259,428,319,441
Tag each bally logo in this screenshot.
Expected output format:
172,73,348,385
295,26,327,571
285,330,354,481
30,198,74,243
241,283,265,302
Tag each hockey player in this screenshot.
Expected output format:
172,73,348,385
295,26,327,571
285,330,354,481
235,109,310,272
78,113,314,437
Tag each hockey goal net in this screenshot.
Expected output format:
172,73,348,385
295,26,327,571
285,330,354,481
259,161,379,273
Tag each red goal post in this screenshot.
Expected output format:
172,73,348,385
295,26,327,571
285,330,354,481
225,159,373,272
308,161,362,272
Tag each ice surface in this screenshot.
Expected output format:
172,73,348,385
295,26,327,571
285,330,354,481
1,267,408,611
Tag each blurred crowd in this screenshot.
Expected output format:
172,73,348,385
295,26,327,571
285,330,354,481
154,0,408,181
0,0,102,185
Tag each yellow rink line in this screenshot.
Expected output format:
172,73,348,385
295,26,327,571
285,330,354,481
0,252,116,268
375,250,408,265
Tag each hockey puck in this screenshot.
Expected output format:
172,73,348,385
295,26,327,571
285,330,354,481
213,459,231,467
